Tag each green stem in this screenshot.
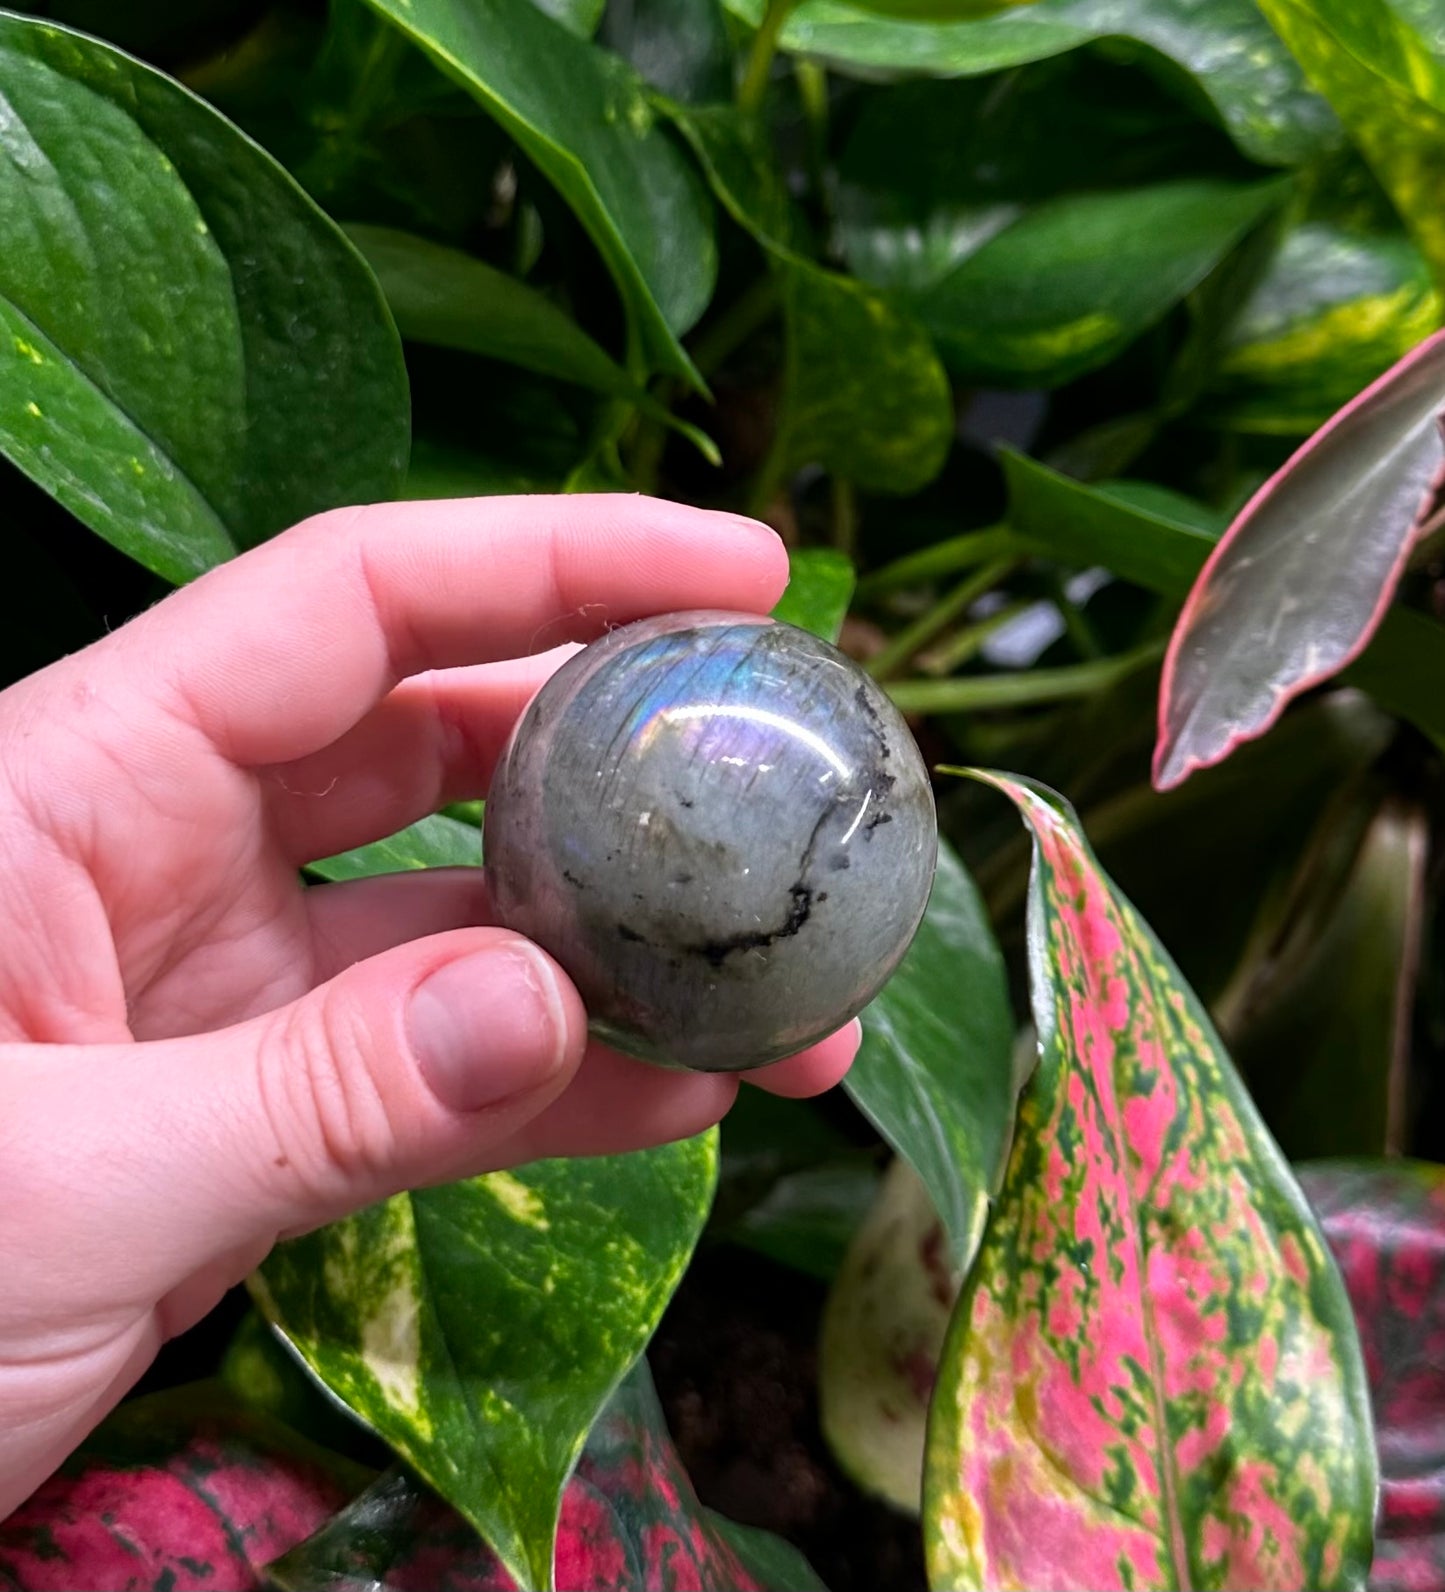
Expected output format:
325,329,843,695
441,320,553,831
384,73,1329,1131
857,524,1024,598
831,476,858,558
747,417,792,519
1043,569,1104,661
917,597,1033,675
689,275,781,378
738,0,797,114
867,559,1015,682
888,639,1164,715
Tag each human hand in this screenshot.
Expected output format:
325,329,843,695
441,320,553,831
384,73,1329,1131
0,496,858,1517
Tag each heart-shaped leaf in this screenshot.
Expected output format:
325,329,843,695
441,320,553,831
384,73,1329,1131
669,104,953,495
819,1157,961,1515
1207,222,1442,434
1154,329,1445,790
269,1364,827,1591
1298,1160,1445,1592
307,811,481,882
719,0,1339,166
1255,0,1445,282
360,0,715,384
252,1137,717,1592
0,1385,370,1591
923,773,1376,1591
0,12,408,584
846,839,1019,1267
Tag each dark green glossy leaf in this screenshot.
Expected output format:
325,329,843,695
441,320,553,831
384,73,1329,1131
818,1158,959,1514
222,1311,376,1461
361,0,716,382
253,1137,717,1592
1225,802,1426,1160
534,0,607,38
0,1385,370,1591
600,0,733,103
724,1158,880,1280
1207,222,1442,433
875,177,1289,387
1297,1159,1445,1592
720,0,1339,165
846,838,1017,1267
772,548,856,643
347,223,646,397
925,773,1376,1591
670,104,953,493
1256,0,1445,281
1155,329,1445,788
0,12,408,583
269,1365,827,1591
308,812,481,882
1002,450,1445,751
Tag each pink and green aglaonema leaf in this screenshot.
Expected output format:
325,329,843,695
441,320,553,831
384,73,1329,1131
1153,328,1445,791
923,772,1377,1591
1298,1160,1445,1592
267,1362,827,1592
0,1385,371,1591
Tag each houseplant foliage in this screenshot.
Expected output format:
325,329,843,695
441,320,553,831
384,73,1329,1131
1,0,1444,1587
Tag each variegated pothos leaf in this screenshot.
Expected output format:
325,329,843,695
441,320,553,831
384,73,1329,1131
252,1137,717,1592
923,773,1376,1591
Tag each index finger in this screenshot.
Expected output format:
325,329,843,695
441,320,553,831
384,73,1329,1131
115,495,787,765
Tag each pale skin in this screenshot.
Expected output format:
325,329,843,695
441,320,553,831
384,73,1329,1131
0,496,858,1519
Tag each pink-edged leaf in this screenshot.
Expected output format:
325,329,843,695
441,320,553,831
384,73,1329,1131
1298,1160,1445,1592
1154,328,1445,791
923,772,1376,1591
0,1385,370,1591
269,1362,827,1592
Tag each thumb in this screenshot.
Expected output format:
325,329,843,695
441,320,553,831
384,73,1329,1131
8,929,587,1283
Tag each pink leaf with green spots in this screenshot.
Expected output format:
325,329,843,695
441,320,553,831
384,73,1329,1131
1298,1160,1445,1592
0,1386,371,1591
268,1363,826,1591
923,772,1377,1591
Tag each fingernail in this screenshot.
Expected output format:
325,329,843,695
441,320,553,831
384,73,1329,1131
408,946,567,1112
723,512,782,545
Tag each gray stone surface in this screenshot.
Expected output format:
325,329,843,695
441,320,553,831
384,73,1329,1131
484,612,938,1071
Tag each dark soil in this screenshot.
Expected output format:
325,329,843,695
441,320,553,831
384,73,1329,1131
650,1245,927,1592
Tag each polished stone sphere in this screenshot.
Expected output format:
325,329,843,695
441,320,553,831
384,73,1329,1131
483,611,937,1071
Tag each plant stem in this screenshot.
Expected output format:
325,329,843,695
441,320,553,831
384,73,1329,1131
917,597,1033,675
689,275,781,378
857,525,1025,597
886,639,1164,715
831,476,857,558
1043,569,1104,660
738,0,797,114
867,559,1015,682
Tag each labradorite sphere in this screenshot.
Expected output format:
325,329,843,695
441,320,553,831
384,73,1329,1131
483,611,937,1072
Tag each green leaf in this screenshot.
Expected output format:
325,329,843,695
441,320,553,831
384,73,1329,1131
780,261,955,491
1001,449,1445,751
670,104,953,494
1155,329,1445,788
772,548,856,643
724,1158,880,1280
867,177,1290,388
719,0,1340,166
600,0,734,103
252,1136,718,1592
1207,222,1442,434
924,773,1376,1591
361,0,716,383
1255,0,1445,283
1225,802,1427,1160
0,12,408,584
346,223,651,396
818,1158,960,1514
270,1365,828,1591
1296,1159,1445,1592
845,838,1018,1267
307,812,481,882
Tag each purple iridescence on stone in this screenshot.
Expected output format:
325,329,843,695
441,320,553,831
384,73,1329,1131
483,611,938,1071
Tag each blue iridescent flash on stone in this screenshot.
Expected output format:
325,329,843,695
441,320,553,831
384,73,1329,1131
483,611,938,1071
